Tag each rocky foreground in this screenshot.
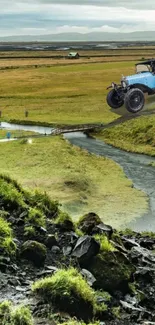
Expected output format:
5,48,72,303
0,175,155,325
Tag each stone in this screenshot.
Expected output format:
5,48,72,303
81,269,96,286
51,246,60,254
78,212,102,234
63,246,72,256
21,240,47,267
72,235,100,264
45,235,57,249
93,223,113,238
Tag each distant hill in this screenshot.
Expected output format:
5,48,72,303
0,31,155,42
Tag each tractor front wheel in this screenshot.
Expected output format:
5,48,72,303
124,88,145,113
106,89,124,109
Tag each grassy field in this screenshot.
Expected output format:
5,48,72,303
94,115,155,156
0,136,147,227
0,52,153,226
0,60,142,125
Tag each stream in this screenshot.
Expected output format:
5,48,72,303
0,122,155,231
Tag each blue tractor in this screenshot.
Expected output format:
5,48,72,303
107,59,155,113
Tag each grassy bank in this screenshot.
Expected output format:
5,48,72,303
94,115,155,156
0,136,147,228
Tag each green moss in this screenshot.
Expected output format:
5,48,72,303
93,234,116,252
0,177,26,211
0,301,33,325
55,211,75,230
24,226,36,238
120,228,136,236
140,231,155,238
0,217,12,237
30,190,59,218
21,240,47,266
0,300,11,322
88,251,134,293
112,306,121,319
77,213,101,234
0,217,16,255
27,207,46,228
11,306,33,325
32,267,107,318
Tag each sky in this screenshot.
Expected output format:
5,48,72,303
1,0,155,36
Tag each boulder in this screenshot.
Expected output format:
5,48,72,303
88,251,134,294
21,240,47,267
77,212,102,234
72,235,100,264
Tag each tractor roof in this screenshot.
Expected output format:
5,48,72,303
136,59,155,66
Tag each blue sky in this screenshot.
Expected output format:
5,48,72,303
1,0,155,36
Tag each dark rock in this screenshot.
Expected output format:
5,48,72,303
51,246,60,254
81,268,96,286
21,240,47,267
72,235,100,263
130,246,155,264
93,223,113,238
120,300,146,312
56,220,74,232
45,235,58,249
62,246,72,256
122,237,140,250
138,237,155,250
77,212,102,234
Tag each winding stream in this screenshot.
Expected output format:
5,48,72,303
0,122,155,231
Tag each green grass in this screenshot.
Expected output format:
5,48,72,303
0,301,33,325
0,129,37,139
95,115,155,156
0,61,137,125
93,234,116,252
0,217,16,255
0,136,147,227
32,267,107,317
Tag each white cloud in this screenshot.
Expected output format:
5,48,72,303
1,1,155,36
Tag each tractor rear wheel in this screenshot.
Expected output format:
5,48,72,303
106,89,124,109
124,88,145,113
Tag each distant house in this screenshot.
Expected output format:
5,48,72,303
68,52,80,59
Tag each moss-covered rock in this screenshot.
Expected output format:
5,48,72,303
55,211,75,231
88,251,134,294
21,240,47,267
77,212,102,234
32,267,107,321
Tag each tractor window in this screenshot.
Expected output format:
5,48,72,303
136,64,150,73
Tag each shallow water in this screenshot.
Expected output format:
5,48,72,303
0,122,54,135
